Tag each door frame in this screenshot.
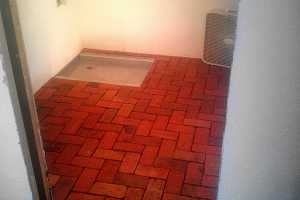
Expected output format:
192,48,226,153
0,1,50,199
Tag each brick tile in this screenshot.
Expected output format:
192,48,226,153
173,150,205,163
94,149,125,161
197,113,225,122
67,192,104,200
113,116,140,126
56,135,85,145
152,115,169,130
165,170,184,194
132,135,162,146
159,140,176,157
154,158,187,172
135,165,169,179
48,174,60,187
170,111,185,124
99,132,119,149
72,156,104,169
125,188,144,200
130,112,156,121
136,120,153,136
95,122,123,132
167,124,195,134
78,128,104,139
78,106,106,114
182,184,216,199
191,145,221,155
40,125,63,142
177,132,194,151
115,173,149,189
150,130,178,140
82,114,102,129
53,176,76,200
56,145,81,164
163,193,194,200
102,90,118,101
114,142,144,153
97,101,122,109
74,168,99,192
211,121,225,138
100,109,118,123
97,160,121,183
118,104,134,117
183,119,211,128
202,175,219,187
120,153,140,173
43,116,70,125
143,179,165,200
90,182,127,198
140,146,159,165
193,128,210,145
185,163,203,185
204,155,221,176
48,164,83,177
79,138,99,157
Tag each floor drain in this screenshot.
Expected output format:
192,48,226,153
86,66,94,70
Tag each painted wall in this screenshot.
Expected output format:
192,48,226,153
0,14,33,200
218,0,300,199
16,0,82,92
74,0,238,58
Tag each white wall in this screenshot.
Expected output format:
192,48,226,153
74,0,238,58
218,0,300,199
0,14,33,200
16,0,82,92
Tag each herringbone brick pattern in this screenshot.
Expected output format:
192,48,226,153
36,51,230,200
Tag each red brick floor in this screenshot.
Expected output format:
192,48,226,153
35,52,230,200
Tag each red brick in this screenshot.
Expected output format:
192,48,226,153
48,174,60,187
140,146,159,165
163,193,194,200
192,145,221,155
152,115,169,130
136,120,152,136
95,123,123,132
165,170,184,194
202,175,219,187
94,149,125,161
132,135,161,146
53,176,76,200
114,142,144,153
113,116,140,126
78,128,104,139
43,116,70,125
146,107,173,116
118,104,134,117
182,184,216,199
194,128,210,145
56,145,81,164
74,168,99,192
177,132,194,151
170,111,185,124
154,158,187,172
67,192,104,200
37,88,55,99
143,179,165,200
82,114,102,129
78,105,106,114
79,138,99,157
167,124,195,134
100,109,118,123
56,135,85,145
49,164,83,177
135,165,169,179
72,156,104,169
40,125,63,142
185,162,203,185
63,118,85,134
99,132,119,149
173,150,205,163
115,173,149,189
90,182,127,198
211,121,225,138
120,153,140,173
183,119,211,128
130,112,156,121
102,90,118,101
159,140,176,158
97,160,121,183
125,188,144,200
97,100,122,109
204,155,221,176
197,113,225,122
150,130,178,140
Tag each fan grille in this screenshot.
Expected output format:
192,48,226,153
203,13,237,67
